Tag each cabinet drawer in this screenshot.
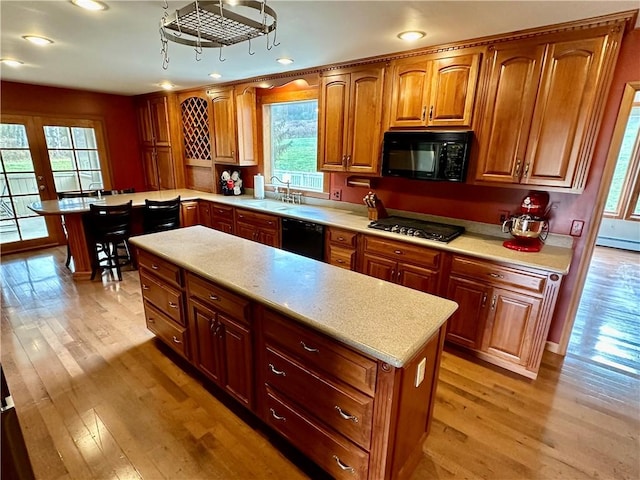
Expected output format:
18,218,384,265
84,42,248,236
144,301,188,358
262,309,377,396
187,272,250,322
140,271,184,325
235,208,280,230
265,388,369,480
327,245,356,270
363,235,441,270
328,228,358,248
451,256,546,294
264,346,374,450
211,202,234,220
138,250,182,287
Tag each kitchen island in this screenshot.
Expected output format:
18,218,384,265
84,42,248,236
129,226,458,479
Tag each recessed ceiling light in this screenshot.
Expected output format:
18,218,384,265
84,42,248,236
71,0,108,11
159,82,175,90
0,59,24,67
209,73,222,79
22,35,54,46
397,31,426,41
276,57,294,65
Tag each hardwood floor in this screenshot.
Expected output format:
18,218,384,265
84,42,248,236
1,246,638,479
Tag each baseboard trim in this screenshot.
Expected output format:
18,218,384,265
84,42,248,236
545,341,561,354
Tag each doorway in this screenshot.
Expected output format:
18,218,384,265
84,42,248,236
564,82,640,370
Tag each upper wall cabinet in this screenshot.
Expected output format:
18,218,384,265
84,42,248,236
474,23,626,192
386,50,481,128
178,90,215,192
318,64,385,174
207,86,258,167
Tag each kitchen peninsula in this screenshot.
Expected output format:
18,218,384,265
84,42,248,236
129,226,458,479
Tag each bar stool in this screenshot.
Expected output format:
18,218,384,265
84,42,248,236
57,190,99,268
86,200,133,281
143,196,181,234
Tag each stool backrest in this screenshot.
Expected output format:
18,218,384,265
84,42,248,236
87,201,133,242
99,188,135,196
143,196,181,234
58,190,99,199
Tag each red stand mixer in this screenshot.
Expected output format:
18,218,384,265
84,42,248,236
502,192,550,252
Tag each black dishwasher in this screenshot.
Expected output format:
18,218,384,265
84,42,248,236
281,217,325,261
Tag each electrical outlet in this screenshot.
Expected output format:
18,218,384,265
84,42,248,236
331,188,342,201
415,357,426,387
499,210,510,224
570,220,585,237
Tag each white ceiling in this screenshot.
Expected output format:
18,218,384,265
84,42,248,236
1,1,638,96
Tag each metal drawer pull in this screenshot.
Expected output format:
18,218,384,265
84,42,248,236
332,455,355,474
168,302,179,308
300,341,319,353
336,259,344,264
335,405,359,423
491,295,497,310
142,284,150,290
270,408,286,422
151,264,159,270
209,294,220,301
148,317,155,323
172,336,182,344
268,363,286,376
394,249,402,255
488,273,504,279
337,236,345,241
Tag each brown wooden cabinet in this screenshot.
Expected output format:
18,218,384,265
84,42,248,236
210,202,234,234
208,87,237,164
235,208,280,247
325,227,358,270
180,201,199,227
136,95,179,191
197,200,213,228
444,255,561,378
387,51,481,128
235,86,259,166
187,272,253,408
475,25,623,192
318,65,385,174
178,91,215,192
360,235,442,295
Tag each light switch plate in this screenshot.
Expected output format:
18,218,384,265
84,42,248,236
415,357,426,387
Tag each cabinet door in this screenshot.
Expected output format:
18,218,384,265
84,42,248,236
142,147,159,191
259,228,280,248
236,87,259,166
446,276,490,349
180,201,199,227
388,57,431,127
475,44,545,183
362,253,397,283
191,302,223,384
210,88,237,163
347,68,384,174
427,53,480,127
219,313,253,407
179,94,213,162
149,96,171,146
397,262,439,295
318,73,350,171
155,147,176,190
235,222,257,242
137,101,154,147
198,201,213,228
524,36,607,188
481,287,541,365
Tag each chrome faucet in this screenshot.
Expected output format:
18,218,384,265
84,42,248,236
270,175,291,202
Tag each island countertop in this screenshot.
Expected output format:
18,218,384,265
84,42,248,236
129,225,458,368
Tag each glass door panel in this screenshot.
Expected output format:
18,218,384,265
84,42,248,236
0,121,55,247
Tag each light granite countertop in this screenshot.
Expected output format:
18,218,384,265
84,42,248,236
30,188,572,274
130,226,458,368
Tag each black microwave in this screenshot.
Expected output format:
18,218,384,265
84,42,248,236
381,131,472,182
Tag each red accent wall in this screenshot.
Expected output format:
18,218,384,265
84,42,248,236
331,28,640,344
0,81,144,191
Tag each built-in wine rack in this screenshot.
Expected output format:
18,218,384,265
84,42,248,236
180,96,212,161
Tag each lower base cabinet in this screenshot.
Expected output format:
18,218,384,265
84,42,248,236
444,255,561,378
138,247,447,480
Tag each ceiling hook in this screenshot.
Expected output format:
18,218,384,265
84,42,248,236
162,0,168,9
248,37,255,56
219,46,226,62
272,22,280,47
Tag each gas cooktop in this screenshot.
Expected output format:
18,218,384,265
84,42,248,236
368,216,465,243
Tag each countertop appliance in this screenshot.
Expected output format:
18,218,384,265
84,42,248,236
502,192,550,252
382,130,472,182
368,216,465,242
281,217,325,261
